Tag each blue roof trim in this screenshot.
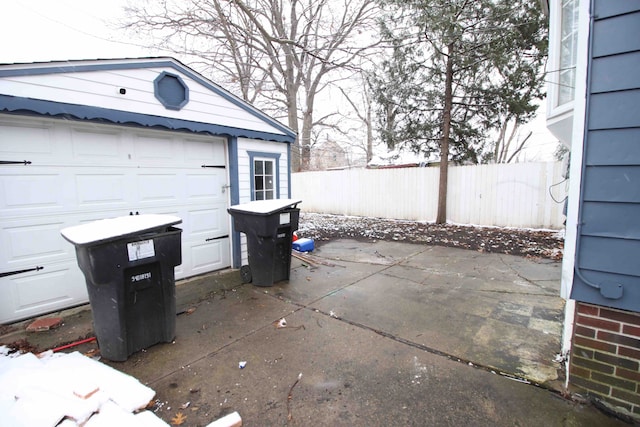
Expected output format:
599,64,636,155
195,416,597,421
0,94,294,143
0,58,296,140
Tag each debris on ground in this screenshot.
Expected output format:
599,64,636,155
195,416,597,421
0,324,16,337
50,336,97,353
170,411,187,425
293,249,343,267
177,307,197,316
26,316,63,332
206,411,242,427
4,338,39,355
298,213,564,260
238,361,247,369
287,373,303,422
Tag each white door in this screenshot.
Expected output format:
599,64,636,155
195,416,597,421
0,117,231,323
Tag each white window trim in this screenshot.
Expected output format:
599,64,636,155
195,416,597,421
253,157,275,200
547,0,580,118
558,0,591,387
248,151,281,201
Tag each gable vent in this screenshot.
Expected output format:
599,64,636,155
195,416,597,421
154,71,189,110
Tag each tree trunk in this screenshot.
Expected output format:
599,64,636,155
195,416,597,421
285,53,300,172
436,44,454,224
300,108,313,171
366,102,373,163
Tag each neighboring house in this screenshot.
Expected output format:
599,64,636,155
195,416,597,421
546,0,640,419
309,139,350,170
0,58,295,323
368,148,432,169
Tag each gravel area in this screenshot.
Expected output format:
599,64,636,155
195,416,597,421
297,212,564,260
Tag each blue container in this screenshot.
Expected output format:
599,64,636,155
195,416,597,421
292,238,314,252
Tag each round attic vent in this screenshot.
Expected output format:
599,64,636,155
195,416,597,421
153,71,189,110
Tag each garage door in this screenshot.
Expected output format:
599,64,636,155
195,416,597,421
0,118,231,323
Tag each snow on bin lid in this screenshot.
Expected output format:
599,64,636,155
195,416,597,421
228,198,302,215
60,214,182,246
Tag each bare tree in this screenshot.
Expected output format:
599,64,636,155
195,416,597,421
493,119,532,163
124,0,380,171
335,73,375,164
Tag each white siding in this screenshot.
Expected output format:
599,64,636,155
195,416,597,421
236,138,290,264
0,65,284,135
292,162,566,229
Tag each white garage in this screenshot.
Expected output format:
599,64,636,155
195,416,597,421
0,58,295,323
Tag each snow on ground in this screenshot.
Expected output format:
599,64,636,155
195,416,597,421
297,213,564,259
0,349,162,427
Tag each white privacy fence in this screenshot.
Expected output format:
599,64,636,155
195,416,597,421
291,162,567,229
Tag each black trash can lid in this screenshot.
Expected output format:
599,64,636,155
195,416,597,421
60,214,182,246
228,199,302,216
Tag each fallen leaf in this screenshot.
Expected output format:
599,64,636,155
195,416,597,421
171,411,187,425
83,348,101,359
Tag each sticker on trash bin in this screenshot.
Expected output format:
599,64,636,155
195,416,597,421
280,212,290,225
127,239,155,261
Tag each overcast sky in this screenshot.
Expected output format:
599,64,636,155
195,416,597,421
2,0,559,161
0,0,168,64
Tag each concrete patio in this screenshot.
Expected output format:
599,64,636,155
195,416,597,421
1,239,629,426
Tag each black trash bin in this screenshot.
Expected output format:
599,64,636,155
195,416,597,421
61,214,182,361
228,199,301,287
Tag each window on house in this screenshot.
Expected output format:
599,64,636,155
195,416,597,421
557,0,578,106
253,158,275,200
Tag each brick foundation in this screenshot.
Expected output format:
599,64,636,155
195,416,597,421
570,302,640,418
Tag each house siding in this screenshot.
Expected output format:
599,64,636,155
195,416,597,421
0,59,293,138
571,3,640,312
235,137,290,266
568,1,640,419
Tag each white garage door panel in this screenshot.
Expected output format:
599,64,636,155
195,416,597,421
2,221,68,264
189,239,230,275
185,138,223,163
0,124,52,155
138,174,179,202
2,265,87,320
189,208,227,236
2,173,64,210
71,129,123,161
13,268,75,307
0,120,231,323
76,173,129,205
186,173,225,199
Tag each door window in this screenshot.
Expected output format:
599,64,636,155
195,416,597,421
253,158,275,200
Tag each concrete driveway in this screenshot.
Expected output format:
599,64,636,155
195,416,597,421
2,239,628,426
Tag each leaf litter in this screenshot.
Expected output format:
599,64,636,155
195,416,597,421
297,213,564,260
